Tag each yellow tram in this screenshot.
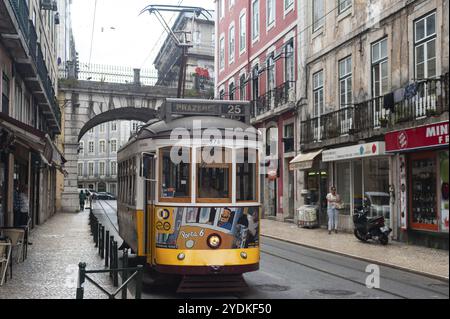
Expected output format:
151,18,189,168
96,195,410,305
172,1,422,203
117,99,262,276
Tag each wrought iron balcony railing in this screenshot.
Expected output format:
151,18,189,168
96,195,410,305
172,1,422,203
252,81,296,118
9,0,30,42
301,73,449,145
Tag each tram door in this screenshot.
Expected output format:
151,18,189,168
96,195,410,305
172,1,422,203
142,154,156,263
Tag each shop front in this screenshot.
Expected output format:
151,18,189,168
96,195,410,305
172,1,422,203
322,142,392,232
385,121,449,249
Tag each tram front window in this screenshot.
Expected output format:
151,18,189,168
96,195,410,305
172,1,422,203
197,147,231,201
160,147,190,199
236,148,257,201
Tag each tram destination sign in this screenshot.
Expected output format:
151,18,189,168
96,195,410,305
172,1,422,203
162,98,251,124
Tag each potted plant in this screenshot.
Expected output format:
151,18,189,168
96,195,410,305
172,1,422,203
379,117,389,128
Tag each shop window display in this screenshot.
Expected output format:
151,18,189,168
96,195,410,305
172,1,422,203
363,158,390,220
440,151,449,233
336,161,351,215
410,154,438,231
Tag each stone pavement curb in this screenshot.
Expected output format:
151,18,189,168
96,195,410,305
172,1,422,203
261,234,449,283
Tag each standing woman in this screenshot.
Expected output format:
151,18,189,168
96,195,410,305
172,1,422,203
326,186,341,234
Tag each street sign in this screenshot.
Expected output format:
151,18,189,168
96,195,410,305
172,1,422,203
161,98,251,124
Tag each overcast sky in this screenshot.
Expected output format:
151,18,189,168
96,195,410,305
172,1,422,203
71,0,215,70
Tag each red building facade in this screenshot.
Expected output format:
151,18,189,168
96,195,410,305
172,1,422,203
215,0,299,220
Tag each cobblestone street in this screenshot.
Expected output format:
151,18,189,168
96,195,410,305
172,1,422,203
0,210,114,299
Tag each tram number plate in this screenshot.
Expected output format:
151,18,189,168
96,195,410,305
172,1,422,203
225,104,243,115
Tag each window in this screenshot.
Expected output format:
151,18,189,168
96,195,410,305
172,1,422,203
229,82,235,100
2,73,9,115
89,128,94,134
219,0,225,19
313,70,324,140
239,13,246,53
285,0,294,11
109,183,117,196
78,163,83,177
111,121,117,131
414,12,436,79
229,24,235,63
284,123,294,153
88,162,94,176
339,56,352,108
229,0,235,8
219,88,225,100
267,53,275,93
14,81,23,122
372,38,389,97
267,0,275,27
219,35,225,70
285,40,295,83
313,0,325,32
338,0,352,14
236,148,257,201
111,161,117,176
132,122,139,132
99,123,105,133
252,0,260,41
110,139,117,153
99,162,105,176
79,141,84,155
160,147,190,200
251,64,259,101
197,147,231,201
99,140,106,153
239,74,247,100
88,141,95,154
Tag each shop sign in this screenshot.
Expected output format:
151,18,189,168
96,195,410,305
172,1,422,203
322,142,386,162
385,121,449,153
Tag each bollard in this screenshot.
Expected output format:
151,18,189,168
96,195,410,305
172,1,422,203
112,241,119,287
105,231,110,267
97,223,102,250
109,236,115,277
121,248,129,299
76,263,86,299
100,226,105,259
135,265,144,299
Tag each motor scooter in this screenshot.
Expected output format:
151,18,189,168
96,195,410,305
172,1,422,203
353,205,392,245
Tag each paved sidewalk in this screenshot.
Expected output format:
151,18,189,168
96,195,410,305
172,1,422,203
0,211,115,299
261,219,449,280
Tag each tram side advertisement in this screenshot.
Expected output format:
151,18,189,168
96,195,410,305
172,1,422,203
155,206,260,250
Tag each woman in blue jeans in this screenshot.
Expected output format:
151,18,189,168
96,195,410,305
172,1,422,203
326,186,341,234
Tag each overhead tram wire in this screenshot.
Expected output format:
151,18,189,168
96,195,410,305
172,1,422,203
88,0,99,67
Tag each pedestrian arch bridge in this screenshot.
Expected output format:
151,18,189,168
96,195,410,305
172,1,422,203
59,79,177,213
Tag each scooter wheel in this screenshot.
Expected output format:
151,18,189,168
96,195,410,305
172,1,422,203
379,234,389,245
354,229,368,242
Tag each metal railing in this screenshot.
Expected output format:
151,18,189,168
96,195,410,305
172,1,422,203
80,209,144,299
9,0,30,42
252,81,296,118
301,74,449,145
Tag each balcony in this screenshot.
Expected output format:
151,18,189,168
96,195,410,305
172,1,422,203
252,81,296,122
0,0,61,134
301,74,449,148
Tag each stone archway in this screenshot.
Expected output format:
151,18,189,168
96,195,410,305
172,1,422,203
58,79,176,213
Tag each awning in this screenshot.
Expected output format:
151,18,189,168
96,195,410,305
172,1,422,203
289,149,323,171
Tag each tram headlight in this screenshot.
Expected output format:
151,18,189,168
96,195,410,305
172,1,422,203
207,234,222,249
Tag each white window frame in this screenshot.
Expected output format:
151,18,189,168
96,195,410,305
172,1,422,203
228,79,236,100
219,0,225,20
338,0,352,15
111,121,117,132
371,38,389,98
88,162,94,177
284,0,294,15
251,0,260,43
78,163,83,177
229,0,235,9
99,140,106,154
99,161,106,177
266,0,276,30
79,141,84,156
110,139,118,153
229,23,235,65
284,39,295,83
99,123,106,134
339,56,352,108
313,70,324,118
239,11,247,55
88,141,95,154
111,161,117,176
219,34,225,71
313,0,325,33
414,12,437,80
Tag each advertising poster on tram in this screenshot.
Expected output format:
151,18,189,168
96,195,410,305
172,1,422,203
155,206,260,249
